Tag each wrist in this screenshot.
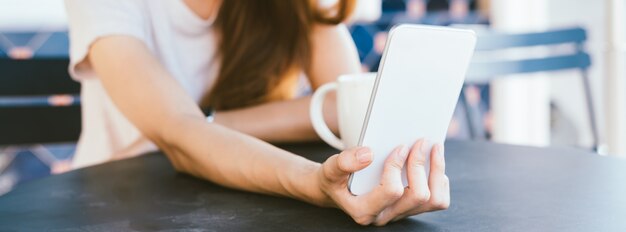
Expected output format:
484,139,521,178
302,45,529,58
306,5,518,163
286,160,334,207
304,162,338,208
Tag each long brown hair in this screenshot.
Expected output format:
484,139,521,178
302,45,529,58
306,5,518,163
202,0,356,110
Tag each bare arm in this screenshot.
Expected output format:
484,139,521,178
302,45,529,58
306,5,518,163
213,24,361,142
89,36,324,202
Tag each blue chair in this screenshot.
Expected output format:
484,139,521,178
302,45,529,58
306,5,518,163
462,27,599,151
0,31,80,146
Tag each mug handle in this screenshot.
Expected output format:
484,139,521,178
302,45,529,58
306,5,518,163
310,83,345,150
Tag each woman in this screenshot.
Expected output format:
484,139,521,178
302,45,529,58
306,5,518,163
64,0,450,226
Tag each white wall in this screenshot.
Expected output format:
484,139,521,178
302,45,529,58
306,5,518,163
489,0,552,146
0,0,67,30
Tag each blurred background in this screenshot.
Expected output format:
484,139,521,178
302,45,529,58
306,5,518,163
0,0,625,195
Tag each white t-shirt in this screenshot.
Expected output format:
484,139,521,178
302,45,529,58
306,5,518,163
65,0,220,168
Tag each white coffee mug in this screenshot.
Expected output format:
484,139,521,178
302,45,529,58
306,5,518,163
310,73,377,150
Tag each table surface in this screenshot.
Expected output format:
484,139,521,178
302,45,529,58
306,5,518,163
1,141,625,231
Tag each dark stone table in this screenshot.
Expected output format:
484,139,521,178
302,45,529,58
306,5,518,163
1,141,625,231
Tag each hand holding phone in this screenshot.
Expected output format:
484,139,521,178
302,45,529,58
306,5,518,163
316,139,448,226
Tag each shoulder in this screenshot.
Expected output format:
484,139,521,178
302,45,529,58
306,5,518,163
311,24,351,39
65,0,152,80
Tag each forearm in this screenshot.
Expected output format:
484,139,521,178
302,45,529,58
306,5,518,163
214,94,338,143
161,115,328,206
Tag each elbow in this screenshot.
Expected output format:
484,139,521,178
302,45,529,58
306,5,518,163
141,121,189,172
143,115,202,175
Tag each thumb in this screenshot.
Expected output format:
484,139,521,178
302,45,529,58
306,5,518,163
323,147,373,181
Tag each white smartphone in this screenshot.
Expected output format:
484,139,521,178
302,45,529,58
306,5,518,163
348,25,476,195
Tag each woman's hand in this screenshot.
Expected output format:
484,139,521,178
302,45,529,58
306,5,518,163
316,139,450,226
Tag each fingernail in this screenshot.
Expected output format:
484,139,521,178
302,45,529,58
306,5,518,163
397,145,408,162
356,147,372,163
437,144,445,161
420,139,432,155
